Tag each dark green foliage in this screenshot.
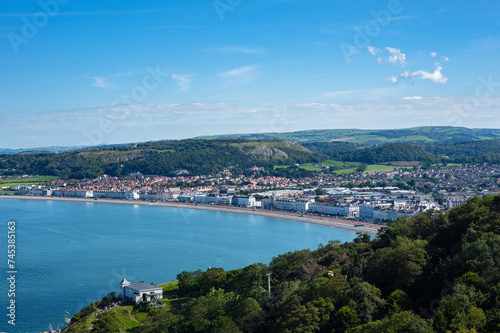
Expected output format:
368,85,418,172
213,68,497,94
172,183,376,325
269,249,314,281
349,311,434,333
91,311,123,333
331,143,440,164
314,187,326,195
71,303,97,323
302,141,362,155
418,139,500,163
98,292,120,308
365,237,428,294
386,289,412,314
332,306,361,331
356,163,368,172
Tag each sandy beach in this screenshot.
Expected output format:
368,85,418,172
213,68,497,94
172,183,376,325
0,195,383,235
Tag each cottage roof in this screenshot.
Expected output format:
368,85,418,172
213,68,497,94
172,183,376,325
125,282,162,292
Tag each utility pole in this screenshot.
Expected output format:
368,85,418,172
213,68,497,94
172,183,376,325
265,272,272,297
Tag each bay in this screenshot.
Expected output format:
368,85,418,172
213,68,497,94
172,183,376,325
0,198,357,332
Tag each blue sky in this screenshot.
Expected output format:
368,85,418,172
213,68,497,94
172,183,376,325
1,0,499,148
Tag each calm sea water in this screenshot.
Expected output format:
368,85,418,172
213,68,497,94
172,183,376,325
0,198,357,332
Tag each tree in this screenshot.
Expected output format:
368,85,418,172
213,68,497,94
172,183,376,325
269,249,314,281
309,297,335,333
386,289,412,314
233,297,264,332
347,280,385,323
332,306,361,332
183,288,238,332
365,238,428,293
315,188,327,196
275,295,321,333
349,311,433,333
92,311,123,333
357,164,368,172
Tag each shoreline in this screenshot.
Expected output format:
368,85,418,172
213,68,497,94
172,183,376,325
0,195,382,235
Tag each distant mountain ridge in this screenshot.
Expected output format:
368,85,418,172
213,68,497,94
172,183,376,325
0,146,87,154
2,127,499,154
197,126,500,145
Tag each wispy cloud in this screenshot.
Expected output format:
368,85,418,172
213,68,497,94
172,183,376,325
210,46,265,55
217,65,259,78
322,90,356,98
91,76,112,88
430,52,437,58
350,15,413,30
402,96,423,100
391,64,448,85
367,46,379,55
170,74,192,94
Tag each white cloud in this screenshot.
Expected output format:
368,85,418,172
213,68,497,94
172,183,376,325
217,65,259,78
386,47,406,66
392,64,448,85
402,96,423,100
322,90,356,98
377,56,383,64
430,52,438,58
91,76,112,88
170,74,192,94
367,46,378,55
444,56,449,62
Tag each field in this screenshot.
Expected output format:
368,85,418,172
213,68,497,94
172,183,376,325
380,161,420,166
275,161,411,174
0,175,58,189
159,280,179,293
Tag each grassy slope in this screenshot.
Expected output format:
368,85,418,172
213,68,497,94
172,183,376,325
64,280,185,333
0,175,58,188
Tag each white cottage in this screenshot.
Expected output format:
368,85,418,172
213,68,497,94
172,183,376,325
120,278,163,304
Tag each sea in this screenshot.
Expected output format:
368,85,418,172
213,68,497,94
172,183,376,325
0,198,358,332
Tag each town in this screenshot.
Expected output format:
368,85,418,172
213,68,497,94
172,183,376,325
7,162,500,224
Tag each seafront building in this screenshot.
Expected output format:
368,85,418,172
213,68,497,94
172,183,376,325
120,279,163,305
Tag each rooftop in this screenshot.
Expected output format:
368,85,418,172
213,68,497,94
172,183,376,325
126,282,162,292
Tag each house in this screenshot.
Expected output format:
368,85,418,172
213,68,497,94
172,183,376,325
205,193,220,204
120,278,163,304
232,195,258,207
177,194,194,202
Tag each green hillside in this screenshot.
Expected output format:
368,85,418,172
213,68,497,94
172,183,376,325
2,138,500,180
0,139,326,179
330,143,440,164
418,140,500,164
65,195,500,333
197,126,500,145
